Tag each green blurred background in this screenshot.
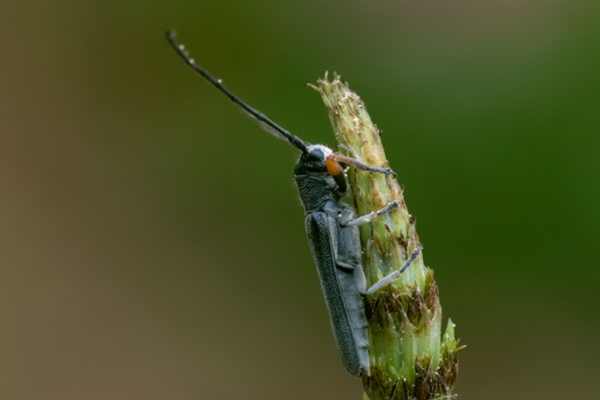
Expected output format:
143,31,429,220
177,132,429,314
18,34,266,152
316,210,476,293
3,1,599,399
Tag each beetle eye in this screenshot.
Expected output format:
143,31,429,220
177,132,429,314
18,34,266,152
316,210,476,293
309,149,325,160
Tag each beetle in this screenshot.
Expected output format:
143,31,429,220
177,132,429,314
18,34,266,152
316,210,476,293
166,30,421,376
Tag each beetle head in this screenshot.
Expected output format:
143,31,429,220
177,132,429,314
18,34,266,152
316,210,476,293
296,144,348,194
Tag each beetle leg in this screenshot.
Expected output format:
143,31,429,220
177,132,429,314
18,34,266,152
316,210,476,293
341,201,399,227
365,246,422,295
337,143,359,159
355,263,369,294
332,153,396,176
388,382,399,400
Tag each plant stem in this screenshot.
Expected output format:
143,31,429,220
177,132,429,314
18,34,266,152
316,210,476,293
311,74,462,400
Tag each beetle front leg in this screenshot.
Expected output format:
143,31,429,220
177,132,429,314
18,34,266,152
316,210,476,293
332,153,396,176
341,201,399,227
365,246,422,295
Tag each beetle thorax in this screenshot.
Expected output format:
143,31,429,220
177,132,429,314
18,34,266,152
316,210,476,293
294,172,339,212
293,144,342,212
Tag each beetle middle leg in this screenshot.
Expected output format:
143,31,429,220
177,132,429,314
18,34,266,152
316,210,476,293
341,201,399,227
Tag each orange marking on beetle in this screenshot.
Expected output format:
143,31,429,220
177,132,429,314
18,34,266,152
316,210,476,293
326,157,344,176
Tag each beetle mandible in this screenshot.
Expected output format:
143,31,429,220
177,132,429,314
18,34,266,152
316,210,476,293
166,31,421,377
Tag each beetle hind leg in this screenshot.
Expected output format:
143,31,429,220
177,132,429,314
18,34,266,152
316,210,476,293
365,246,422,295
355,263,369,295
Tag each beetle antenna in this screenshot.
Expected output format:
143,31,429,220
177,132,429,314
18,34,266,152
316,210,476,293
166,30,309,154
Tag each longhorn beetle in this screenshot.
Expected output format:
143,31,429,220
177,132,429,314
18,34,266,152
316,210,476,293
166,30,421,377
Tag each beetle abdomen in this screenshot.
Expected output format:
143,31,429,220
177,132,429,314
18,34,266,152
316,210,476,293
305,212,362,376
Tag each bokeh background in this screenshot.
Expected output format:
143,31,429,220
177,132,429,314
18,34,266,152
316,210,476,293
3,1,599,399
